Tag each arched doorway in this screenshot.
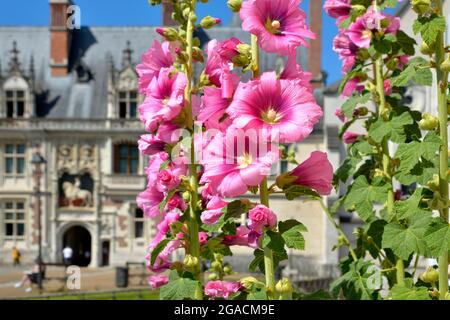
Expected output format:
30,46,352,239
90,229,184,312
63,226,92,267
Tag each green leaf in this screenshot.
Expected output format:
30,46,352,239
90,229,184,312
393,188,429,220
424,217,450,257
344,176,392,222
278,219,307,234
333,157,360,186
331,259,380,300
150,239,171,265
366,219,387,259
341,93,371,118
247,288,267,300
223,199,251,220
395,133,441,185
262,230,286,252
390,283,431,300
382,211,433,260
368,111,414,144
249,249,288,273
390,57,432,87
283,185,319,201
412,14,446,45
281,224,307,250
338,65,362,94
159,271,201,300
396,30,416,56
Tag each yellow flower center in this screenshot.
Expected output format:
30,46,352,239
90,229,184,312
237,153,253,169
162,98,169,106
261,108,282,124
265,18,282,35
362,30,372,39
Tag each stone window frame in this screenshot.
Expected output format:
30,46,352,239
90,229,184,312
113,142,139,175
5,89,26,119
4,143,26,177
132,206,145,240
117,90,138,119
2,200,26,241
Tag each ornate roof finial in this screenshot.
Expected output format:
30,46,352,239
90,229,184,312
29,55,35,80
122,41,133,68
9,41,21,75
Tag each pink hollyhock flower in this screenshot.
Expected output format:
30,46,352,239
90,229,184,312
280,53,313,92
198,86,234,131
324,0,352,23
347,7,400,49
139,68,186,132
156,169,181,193
240,0,315,55
147,240,182,273
289,151,333,196
342,77,364,97
199,232,208,245
137,186,164,218
223,226,261,248
165,193,187,212
201,196,227,225
200,130,279,197
333,31,358,58
138,123,181,156
205,40,224,88
384,80,392,95
397,55,409,70
136,40,175,94
150,210,181,249
335,108,347,123
343,131,363,144
227,72,323,144
148,274,169,289
218,37,242,62
204,281,241,299
342,55,357,73
248,205,277,232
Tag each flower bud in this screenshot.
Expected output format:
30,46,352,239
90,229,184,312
148,0,162,5
412,0,431,15
275,278,293,298
156,27,178,41
420,42,433,55
182,191,191,202
223,265,232,274
351,5,366,17
427,174,440,192
170,261,184,272
419,113,439,131
240,276,265,290
227,0,242,13
192,47,204,63
386,58,399,71
200,16,221,29
356,106,369,117
420,267,439,284
357,49,370,61
208,273,218,281
211,260,222,271
440,57,450,72
183,255,199,269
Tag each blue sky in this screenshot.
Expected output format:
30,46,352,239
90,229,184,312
0,0,343,84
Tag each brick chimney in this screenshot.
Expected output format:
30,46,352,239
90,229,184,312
49,0,72,77
309,0,323,88
162,1,176,26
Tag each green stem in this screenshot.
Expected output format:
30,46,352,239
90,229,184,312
184,0,202,300
318,198,358,262
434,0,449,300
251,33,275,300
374,54,403,286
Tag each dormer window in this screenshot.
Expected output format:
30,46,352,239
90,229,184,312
118,90,138,119
6,90,25,118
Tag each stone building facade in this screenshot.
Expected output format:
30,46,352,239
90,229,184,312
0,0,338,276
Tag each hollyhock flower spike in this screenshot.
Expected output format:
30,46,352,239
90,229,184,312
136,40,175,94
240,0,315,55
227,71,322,143
289,151,333,196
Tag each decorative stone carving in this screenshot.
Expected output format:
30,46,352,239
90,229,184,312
59,173,94,208
57,144,97,175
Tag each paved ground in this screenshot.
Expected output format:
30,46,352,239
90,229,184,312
0,264,149,299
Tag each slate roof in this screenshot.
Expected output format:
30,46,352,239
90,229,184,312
0,21,309,119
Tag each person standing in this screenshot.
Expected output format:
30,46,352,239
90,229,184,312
12,247,21,266
63,246,73,266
